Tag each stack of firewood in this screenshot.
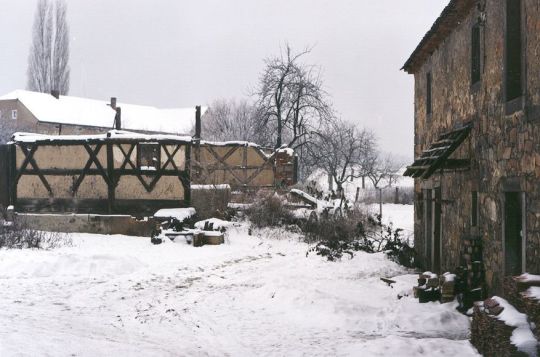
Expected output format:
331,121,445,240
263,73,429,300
440,272,456,303
413,272,440,303
458,235,485,308
470,298,527,356
504,274,540,340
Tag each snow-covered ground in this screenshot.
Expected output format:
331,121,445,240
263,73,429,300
0,220,478,356
365,203,415,244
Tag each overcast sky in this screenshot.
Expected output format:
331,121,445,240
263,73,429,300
0,0,447,157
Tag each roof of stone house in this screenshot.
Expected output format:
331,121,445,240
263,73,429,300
0,90,207,135
402,0,477,74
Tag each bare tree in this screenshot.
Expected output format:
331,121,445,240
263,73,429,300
201,98,272,144
307,118,376,194
255,45,331,150
367,153,405,189
27,0,70,95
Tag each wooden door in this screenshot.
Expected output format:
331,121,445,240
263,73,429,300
433,187,442,273
504,192,523,276
424,189,433,270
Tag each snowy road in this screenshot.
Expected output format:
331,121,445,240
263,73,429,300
0,226,479,356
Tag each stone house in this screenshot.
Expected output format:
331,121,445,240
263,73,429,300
0,90,206,143
403,0,540,295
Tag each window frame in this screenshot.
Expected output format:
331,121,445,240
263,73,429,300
504,0,525,113
471,23,482,87
11,109,17,120
137,142,161,171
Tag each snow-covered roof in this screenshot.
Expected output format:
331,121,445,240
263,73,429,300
0,90,207,135
200,140,262,148
11,130,191,143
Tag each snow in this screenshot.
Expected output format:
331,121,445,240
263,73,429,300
290,188,318,206
228,203,253,210
277,146,295,156
526,287,540,301
519,273,540,283
194,218,233,230
11,130,191,143
309,167,414,197
1,89,206,135
492,296,538,356
0,225,479,356
365,203,415,243
154,207,196,221
191,184,231,190
200,140,262,147
443,272,456,282
423,272,438,279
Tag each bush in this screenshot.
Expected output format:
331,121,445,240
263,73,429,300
247,194,296,229
0,217,71,250
305,208,415,266
367,214,416,267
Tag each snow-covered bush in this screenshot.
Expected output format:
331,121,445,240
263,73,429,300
247,194,296,229
0,216,71,250
304,208,374,261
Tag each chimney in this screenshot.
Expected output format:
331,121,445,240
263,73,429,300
115,107,122,130
51,90,60,99
195,105,202,139
110,97,117,110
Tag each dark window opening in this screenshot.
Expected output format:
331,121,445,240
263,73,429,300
138,143,160,170
505,0,523,102
471,24,481,85
426,72,432,117
471,191,478,227
504,192,523,276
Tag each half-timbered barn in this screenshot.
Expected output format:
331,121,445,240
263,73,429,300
403,0,540,295
0,130,297,218
4,131,191,216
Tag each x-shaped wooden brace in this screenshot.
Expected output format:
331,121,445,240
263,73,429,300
145,145,183,191
115,144,183,193
205,145,247,185
245,151,276,185
14,144,53,197
115,143,153,192
71,143,110,195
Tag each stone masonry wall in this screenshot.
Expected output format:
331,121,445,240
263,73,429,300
412,0,540,294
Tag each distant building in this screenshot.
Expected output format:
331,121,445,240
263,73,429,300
403,0,540,295
0,90,207,143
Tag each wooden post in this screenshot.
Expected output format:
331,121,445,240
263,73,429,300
379,188,383,217
115,107,122,130
195,106,202,139
355,187,360,203
106,143,115,214
328,173,333,191
362,176,365,189
9,144,17,208
394,187,399,204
